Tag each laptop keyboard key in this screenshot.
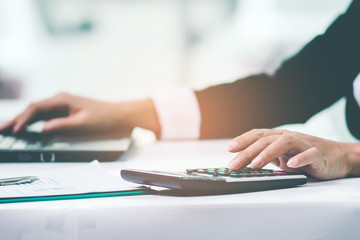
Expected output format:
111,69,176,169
11,140,28,150
0,136,16,149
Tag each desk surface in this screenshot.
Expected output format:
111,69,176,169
0,139,359,240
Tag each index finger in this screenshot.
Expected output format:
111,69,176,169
249,134,310,169
227,128,283,152
0,120,15,132
10,95,69,134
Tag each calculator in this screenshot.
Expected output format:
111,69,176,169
121,167,307,193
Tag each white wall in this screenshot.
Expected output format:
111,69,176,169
187,0,352,88
0,0,353,102
0,0,184,101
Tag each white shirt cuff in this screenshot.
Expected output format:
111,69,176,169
151,88,201,140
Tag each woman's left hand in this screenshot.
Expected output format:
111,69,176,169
227,129,357,180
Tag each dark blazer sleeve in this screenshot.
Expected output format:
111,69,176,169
195,0,360,139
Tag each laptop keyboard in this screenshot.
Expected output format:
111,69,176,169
0,135,42,150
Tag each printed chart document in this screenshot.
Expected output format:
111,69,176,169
0,161,147,203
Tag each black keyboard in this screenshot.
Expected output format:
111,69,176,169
0,134,43,150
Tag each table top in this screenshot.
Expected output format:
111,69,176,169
0,139,359,240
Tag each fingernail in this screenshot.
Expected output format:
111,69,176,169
13,124,20,133
251,156,263,169
227,140,238,151
43,122,52,132
228,159,240,169
287,158,298,168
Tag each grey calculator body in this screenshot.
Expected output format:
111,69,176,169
121,168,307,193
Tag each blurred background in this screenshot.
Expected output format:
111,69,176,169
1,0,357,142
0,0,352,102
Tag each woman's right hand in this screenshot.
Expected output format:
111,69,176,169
0,92,161,138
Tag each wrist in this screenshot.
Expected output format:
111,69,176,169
115,99,161,138
346,142,360,177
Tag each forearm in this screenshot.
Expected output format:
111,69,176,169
114,99,161,138
195,73,315,139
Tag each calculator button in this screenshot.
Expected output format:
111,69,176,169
186,169,197,174
207,168,219,171
206,168,218,174
218,168,230,172
218,171,230,176
197,169,208,174
260,172,274,176
274,172,287,176
229,173,244,178
240,168,251,173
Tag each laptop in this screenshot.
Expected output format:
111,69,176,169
0,125,132,162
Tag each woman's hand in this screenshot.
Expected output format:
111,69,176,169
0,92,160,138
227,129,360,180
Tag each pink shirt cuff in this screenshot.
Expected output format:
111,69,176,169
151,88,201,140
353,73,360,107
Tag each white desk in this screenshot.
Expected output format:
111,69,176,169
0,139,359,240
